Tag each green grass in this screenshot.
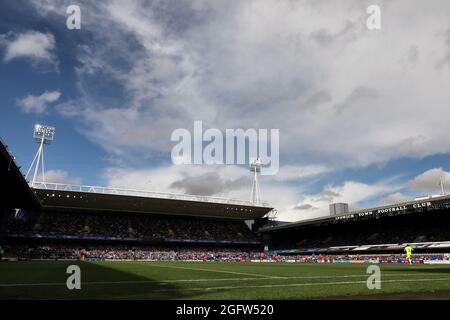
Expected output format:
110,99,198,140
1,261,450,299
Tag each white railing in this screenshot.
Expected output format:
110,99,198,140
31,181,270,207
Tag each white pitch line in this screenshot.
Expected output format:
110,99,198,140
0,273,448,287
147,264,280,279
0,277,270,287
150,277,450,292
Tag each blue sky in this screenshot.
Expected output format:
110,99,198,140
1,0,450,221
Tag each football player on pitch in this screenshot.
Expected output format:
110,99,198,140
404,244,414,264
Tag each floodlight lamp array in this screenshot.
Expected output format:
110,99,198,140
33,124,55,144
250,158,262,172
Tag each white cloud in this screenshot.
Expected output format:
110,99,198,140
29,1,450,220
272,164,333,182
288,179,403,221
103,163,304,220
380,192,412,205
17,90,61,114
38,170,82,185
37,1,450,168
1,31,57,68
409,168,450,194
105,164,250,196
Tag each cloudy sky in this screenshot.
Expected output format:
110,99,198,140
1,0,450,221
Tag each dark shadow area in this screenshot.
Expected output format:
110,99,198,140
0,261,198,300
270,206,450,252
319,289,450,300
384,266,450,275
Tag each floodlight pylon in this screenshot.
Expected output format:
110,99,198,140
250,158,262,205
26,124,55,187
440,176,446,195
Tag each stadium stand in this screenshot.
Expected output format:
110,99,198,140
2,244,261,261
269,253,450,264
4,134,450,263
261,196,450,255
7,210,259,243
0,139,41,245
0,138,271,261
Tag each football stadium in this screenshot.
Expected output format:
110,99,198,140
2,137,450,300
2,2,450,310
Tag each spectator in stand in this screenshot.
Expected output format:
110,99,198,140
2,244,260,262
7,210,258,243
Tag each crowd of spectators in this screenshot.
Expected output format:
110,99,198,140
276,253,450,263
275,212,450,250
8,211,258,242
3,245,450,264
2,245,261,261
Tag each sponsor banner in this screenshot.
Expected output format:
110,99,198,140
8,234,260,245
9,234,144,241
378,259,425,264
367,259,380,264
349,260,366,264
334,259,351,264
164,239,261,245
423,260,450,264
273,249,301,254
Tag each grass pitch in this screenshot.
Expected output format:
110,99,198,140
1,261,450,299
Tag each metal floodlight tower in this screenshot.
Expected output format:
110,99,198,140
250,158,262,205
25,124,55,187
440,176,446,195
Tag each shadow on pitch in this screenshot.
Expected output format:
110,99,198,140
383,266,450,275
0,260,197,300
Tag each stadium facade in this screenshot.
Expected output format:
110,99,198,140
260,195,450,256
0,138,273,261
2,136,450,261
